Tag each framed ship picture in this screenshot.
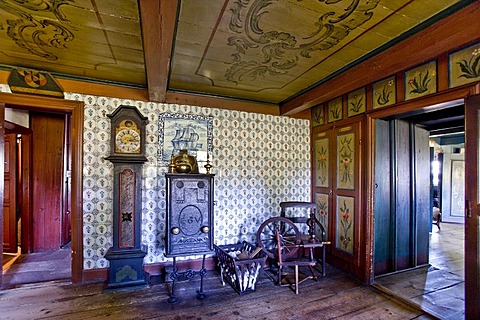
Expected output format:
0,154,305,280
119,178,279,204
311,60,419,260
158,113,213,168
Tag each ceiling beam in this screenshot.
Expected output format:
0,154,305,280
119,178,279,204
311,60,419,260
139,0,178,102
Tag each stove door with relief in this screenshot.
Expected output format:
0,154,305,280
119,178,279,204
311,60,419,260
165,173,214,257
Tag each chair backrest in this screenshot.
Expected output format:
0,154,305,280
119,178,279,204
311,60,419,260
280,201,316,222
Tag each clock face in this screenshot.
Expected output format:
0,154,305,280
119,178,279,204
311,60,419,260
115,120,141,154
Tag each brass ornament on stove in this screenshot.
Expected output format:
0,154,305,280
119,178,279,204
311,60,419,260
169,149,199,173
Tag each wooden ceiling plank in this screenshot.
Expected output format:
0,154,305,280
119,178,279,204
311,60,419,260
280,2,480,116
139,0,178,102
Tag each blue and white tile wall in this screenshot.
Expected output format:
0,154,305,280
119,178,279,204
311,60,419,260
0,85,311,270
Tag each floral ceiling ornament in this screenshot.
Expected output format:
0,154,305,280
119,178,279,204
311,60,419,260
225,0,380,83
0,0,75,60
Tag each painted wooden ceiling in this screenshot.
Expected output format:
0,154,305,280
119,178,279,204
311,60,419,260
0,0,471,106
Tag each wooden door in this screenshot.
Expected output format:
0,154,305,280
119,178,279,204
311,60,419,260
3,134,17,253
313,121,363,278
464,94,480,318
373,120,430,275
0,92,83,284
31,113,65,251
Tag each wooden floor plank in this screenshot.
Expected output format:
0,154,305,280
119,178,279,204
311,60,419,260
374,222,464,319
0,265,434,320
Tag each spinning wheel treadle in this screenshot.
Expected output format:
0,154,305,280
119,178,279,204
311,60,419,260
256,217,302,259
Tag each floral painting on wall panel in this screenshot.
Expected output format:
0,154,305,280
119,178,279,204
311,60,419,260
311,104,324,127
347,87,366,117
316,193,329,240
315,137,329,187
336,195,354,254
337,132,355,190
405,60,437,101
328,97,343,123
449,42,480,88
372,76,396,109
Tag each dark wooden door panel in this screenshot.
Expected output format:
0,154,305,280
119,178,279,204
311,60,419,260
373,119,392,274
31,113,65,251
3,134,17,253
374,120,431,276
394,120,412,270
464,94,480,318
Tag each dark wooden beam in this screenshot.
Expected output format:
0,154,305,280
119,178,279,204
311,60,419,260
139,0,178,102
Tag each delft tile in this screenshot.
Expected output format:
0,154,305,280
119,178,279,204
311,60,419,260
74,94,310,267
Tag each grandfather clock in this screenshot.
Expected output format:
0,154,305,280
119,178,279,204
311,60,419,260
105,105,148,290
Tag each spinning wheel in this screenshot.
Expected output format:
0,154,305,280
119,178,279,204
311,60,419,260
256,217,302,259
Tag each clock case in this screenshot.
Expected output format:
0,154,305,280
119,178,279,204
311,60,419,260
104,105,148,291
106,105,147,163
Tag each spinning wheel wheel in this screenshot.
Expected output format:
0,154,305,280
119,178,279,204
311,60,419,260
256,217,302,259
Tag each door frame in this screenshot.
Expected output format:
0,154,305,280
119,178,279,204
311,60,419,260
366,84,479,285
0,105,4,286
0,92,84,284
464,93,480,318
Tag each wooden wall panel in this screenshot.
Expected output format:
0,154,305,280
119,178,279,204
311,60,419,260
31,113,65,251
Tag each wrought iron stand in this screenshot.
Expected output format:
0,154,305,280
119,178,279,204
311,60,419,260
168,254,207,303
